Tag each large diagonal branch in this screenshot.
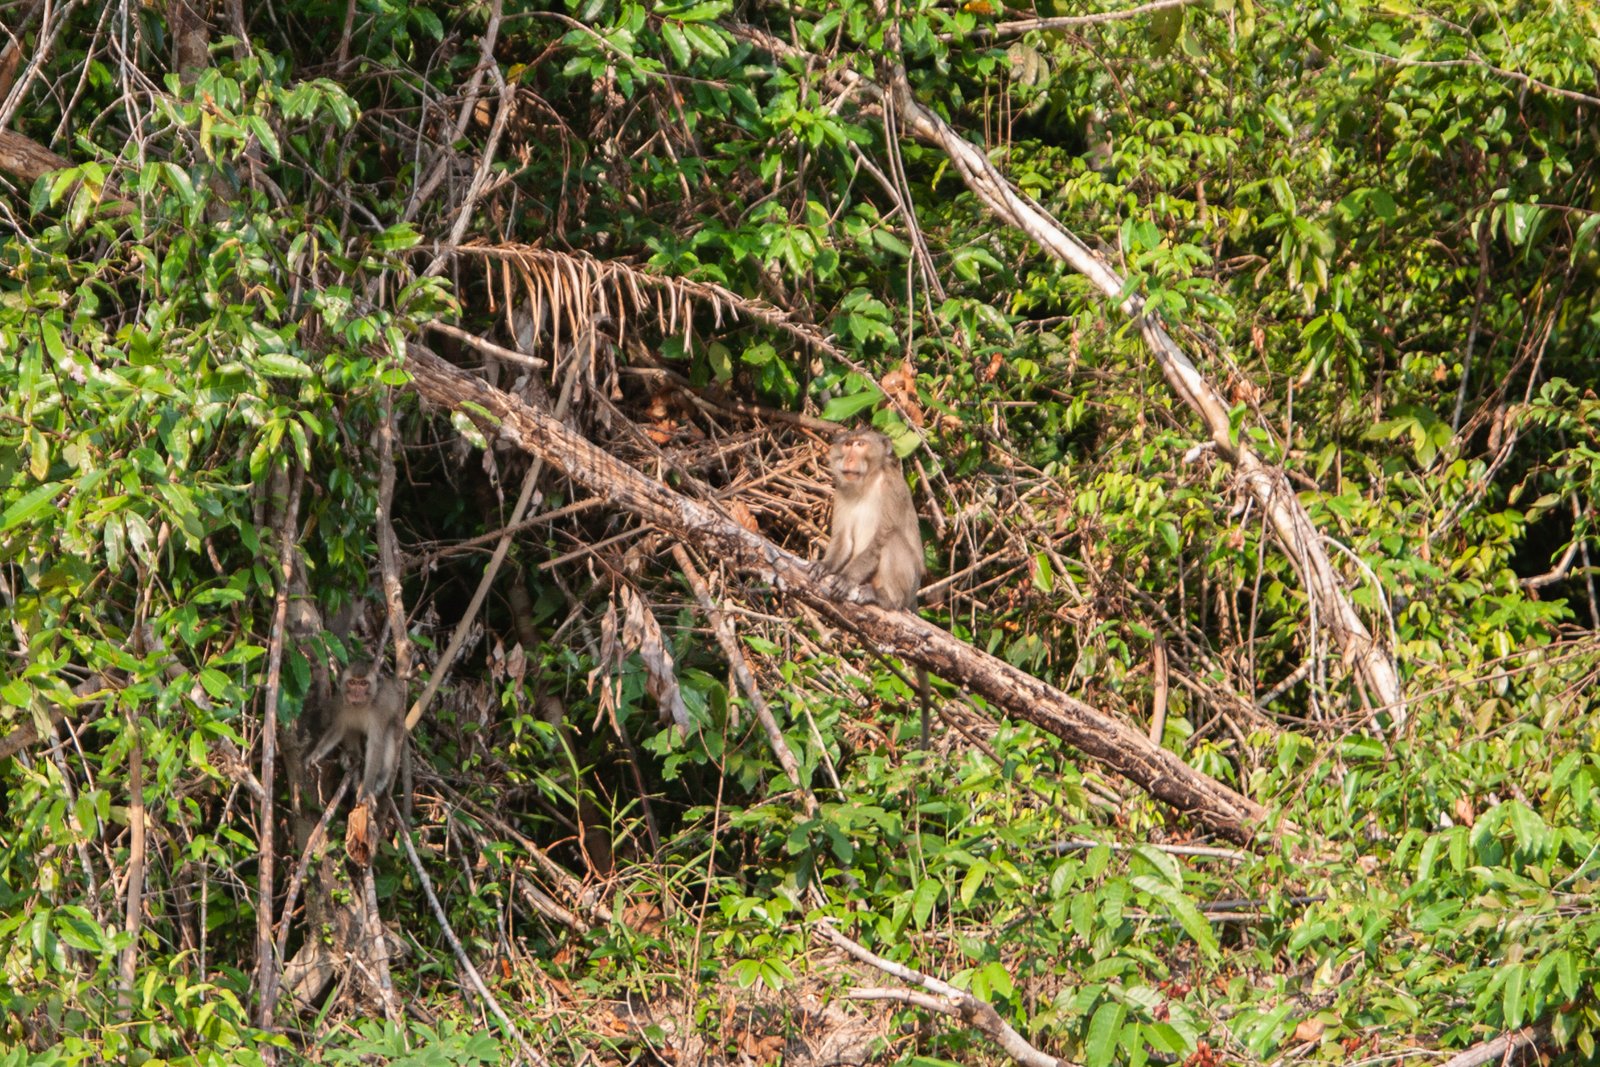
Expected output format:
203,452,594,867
404,343,1268,844
732,23,1405,724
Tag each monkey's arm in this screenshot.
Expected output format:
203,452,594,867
834,542,884,588
816,521,853,575
307,722,346,766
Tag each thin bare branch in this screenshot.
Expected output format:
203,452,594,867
254,465,305,1032
968,0,1203,40
396,814,548,1065
672,544,820,817
1349,46,1600,107
817,921,1075,1067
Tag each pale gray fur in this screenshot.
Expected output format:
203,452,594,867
818,429,931,745
309,659,406,803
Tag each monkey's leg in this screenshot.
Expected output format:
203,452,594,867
871,536,922,612
361,723,400,803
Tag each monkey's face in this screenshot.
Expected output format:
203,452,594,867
831,431,887,485
343,666,376,706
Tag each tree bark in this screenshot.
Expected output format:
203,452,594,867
404,344,1270,845
0,130,134,216
882,66,1405,724
729,23,1406,727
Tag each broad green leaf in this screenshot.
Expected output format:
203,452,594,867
2,482,61,531
820,388,883,421
1085,1001,1127,1067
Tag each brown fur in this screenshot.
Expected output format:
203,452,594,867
818,428,931,745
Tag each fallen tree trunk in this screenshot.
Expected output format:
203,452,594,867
404,343,1269,845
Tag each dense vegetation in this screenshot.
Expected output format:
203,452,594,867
2,0,1599,1063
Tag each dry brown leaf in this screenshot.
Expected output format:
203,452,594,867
599,586,690,731
345,802,375,866
737,1030,786,1064
727,499,759,533
620,899,665,934
880,361,924,426
1292,1017,1325,1043
980,350,1003,382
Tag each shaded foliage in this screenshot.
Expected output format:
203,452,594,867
2,0,1600,1063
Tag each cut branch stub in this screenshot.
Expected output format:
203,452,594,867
404,343,1269,845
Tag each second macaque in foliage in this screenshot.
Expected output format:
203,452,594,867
309,658,407,805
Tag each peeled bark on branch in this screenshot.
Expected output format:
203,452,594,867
894,75,1405,723
404,344,1268,844
731,25,1405,725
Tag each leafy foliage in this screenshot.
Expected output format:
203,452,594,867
2,0,1599,1063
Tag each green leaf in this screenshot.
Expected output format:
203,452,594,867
1130,845,1181,887
244,115,281,161
1574,212,1600,259
1157,520,1180,555
821,388,883,421
2,482,61,532
959,861,988,906
1556,949,1579,1003
1502,962,1526,1027
1085,1001,1127,1067
1031,552,1054,593
0,678,29,708
254,353,311,379
373,222,421,251
911,877,940,928
872,230,911,257
1131,875,1218,957
660,22,691,67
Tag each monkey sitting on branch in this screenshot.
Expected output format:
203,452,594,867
308,658,407,808
815,427,933,747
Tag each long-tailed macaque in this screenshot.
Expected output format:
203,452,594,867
817,428,932,746
309,659,406,804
